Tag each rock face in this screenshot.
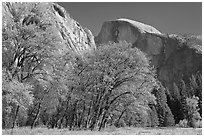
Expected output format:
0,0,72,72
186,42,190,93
2,2,96,55
95,18,202,97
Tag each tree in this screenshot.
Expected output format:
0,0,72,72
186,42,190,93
189,72,202,116
2,2,65,129
153,83,175,127
186,96,201,127
170,74,202,125
2,68,34,129
55,41,158,130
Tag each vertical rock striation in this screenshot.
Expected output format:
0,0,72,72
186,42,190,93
2,2,96,55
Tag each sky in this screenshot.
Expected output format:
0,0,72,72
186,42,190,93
57,2,202,36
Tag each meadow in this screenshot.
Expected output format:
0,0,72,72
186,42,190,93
2,126,202,135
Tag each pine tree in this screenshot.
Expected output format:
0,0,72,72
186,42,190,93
147,104,159,127
173,82,181,100
189,72,202,116
186,96,201,127
179,80,188,119
152,83,175,127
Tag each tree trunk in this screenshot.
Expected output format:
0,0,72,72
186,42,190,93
31,102,41,129
86,97,93,128
78,102,86,129
98,110,107,131
12,105,20,129
58,100,70,128
89,93,102,130
115,109,126,127
69,100,78,130
65,116,69,128
98,90,110,131
58,106,68,129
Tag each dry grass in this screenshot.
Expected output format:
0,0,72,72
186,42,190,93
2,126,202,135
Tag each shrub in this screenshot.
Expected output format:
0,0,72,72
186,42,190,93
177,119,188,128
186,96,201,127
196,120,202,128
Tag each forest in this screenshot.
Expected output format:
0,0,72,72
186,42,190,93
2,2,202,132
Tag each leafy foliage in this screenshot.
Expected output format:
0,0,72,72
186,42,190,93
153,83,175,127
40,41,158,130
185,96,201,127
2,68,34,129
2,2,201,131
189,72,202,116
177,119,188,128
170,72,202,127
2,2,63,129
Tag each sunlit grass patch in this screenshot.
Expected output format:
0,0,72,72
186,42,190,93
2,127,202,135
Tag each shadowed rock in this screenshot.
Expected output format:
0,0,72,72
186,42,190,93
95,18,202,97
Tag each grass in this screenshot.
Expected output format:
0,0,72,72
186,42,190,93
2,126,202,135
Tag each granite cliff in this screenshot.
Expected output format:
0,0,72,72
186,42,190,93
95,18,202,122
95,18,201,94
2,2,96,55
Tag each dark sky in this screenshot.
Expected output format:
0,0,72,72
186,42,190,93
57,2,202,36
